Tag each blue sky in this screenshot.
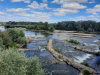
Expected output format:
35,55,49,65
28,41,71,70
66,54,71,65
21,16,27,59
0,0,100,23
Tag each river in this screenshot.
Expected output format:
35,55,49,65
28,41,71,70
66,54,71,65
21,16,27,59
0,27,100,75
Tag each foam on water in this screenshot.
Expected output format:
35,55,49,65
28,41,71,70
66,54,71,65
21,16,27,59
74,54,92,63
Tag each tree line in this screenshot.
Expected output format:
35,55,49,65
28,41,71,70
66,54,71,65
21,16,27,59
4,20,100,32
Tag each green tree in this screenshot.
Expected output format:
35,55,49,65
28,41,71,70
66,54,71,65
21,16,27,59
0,48,45,75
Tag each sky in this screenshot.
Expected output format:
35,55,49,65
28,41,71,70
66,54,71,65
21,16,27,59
0,0,100,23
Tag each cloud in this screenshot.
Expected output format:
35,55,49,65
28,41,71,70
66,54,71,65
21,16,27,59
0,11,12,16
27,1,51,10
53,12,66,16
76,16,86,18
61,3,87,9
0,0,4,1
87,15,94,17
6,8,30,13
51,0,87,4
89,0,95,4
86,4,100,13
42,0,47,3
11,0,30,3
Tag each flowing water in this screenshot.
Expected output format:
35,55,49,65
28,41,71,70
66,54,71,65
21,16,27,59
0,27,100,75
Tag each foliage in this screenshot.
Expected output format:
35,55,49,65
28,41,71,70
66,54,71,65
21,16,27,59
52,47,60,52
74,47,77,49
82,70,90,75
81,62,89,67
17,37,27,44
0,31,12,47
58,55,63,58
66,39,81,44
48,26,55,32
9,42,20,48
0,48,45,75
6,28,26,44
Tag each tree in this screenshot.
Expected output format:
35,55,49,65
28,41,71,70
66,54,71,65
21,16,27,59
0,48,45,75
87,27,92,32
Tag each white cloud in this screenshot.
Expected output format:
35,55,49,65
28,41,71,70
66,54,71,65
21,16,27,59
51,0,87,4
27,1,51,10
42,0,47,3
53,12,66,16
86,4,100,13
11,0,30,3
61,3,87,9
6,8,30,13
0,0,4,1
76,16,86,18
88,15,94,17
89,0,95,4
92,12,98,15
14,13,30,17
0,11,12,16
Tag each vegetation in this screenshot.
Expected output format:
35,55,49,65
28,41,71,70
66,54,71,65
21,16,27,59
0,48,45,75
58,55,63,58
81,62,89,67
3,20,100,32
52,47,60,52
82,69,90,75
66,39,81,44
0,28,26,49
74,47,77,49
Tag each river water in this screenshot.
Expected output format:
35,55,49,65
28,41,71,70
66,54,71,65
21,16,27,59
0,27,100,75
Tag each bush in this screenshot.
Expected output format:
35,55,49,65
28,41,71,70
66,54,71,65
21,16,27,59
68,39,81,44
0,31,12,47
6,28,26,44
9,42,20,48
17,37,27,44
82,70,90,75
52,47,60,52
95,52,100,56
48,26,55,32
81,62,89,67
0,48,45,75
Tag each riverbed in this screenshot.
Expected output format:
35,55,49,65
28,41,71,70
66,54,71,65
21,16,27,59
0,27,100,75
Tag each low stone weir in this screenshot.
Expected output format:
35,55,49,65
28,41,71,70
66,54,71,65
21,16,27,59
17,48,40,51
71,46,99,54
47,39,96,75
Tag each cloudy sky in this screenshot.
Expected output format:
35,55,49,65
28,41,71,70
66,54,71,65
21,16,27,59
0,0,100,23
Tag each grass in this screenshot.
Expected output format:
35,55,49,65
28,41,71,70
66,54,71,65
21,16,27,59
74,47,77,49
52,47,60,52
65,39,81,44
81,62,89,67
82,70,90,75
58,55,63,58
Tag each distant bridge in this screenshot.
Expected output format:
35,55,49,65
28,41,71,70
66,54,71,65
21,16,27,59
0,25,33,28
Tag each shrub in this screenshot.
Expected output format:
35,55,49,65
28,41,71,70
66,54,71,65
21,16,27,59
0,48,45,75
74,47,77,49
48,26,55,32
82,70,90,75
9,42,20,48
17,37,27,44
68,39,81,44
0,31,12,47
52,47,60,52
6,28,25,43
81,62,89,67
58,55,63,58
